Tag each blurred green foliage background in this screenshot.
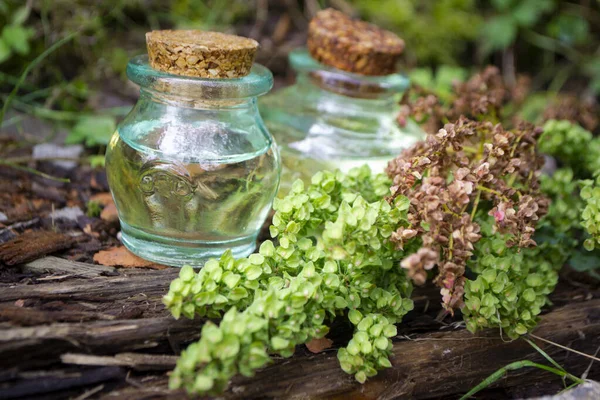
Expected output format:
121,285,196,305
0,0,598,147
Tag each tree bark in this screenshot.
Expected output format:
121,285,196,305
1,257,599,399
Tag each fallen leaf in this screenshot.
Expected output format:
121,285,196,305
100,203,118,223
90,192,114,206
305,337,333,354
83,223,100,238
93,246,168,270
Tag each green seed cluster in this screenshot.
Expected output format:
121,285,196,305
462,162,585,339
463,216,560,339
164,166,414,395
539,119,600,178
338,311,398,383
580,178,600,251
539,120,600,253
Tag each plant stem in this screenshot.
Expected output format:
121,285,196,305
0,160,69,183
470,190,482,220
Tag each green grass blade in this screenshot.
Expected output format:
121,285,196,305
0,31,79,126
459,360,582,400
0,160,70,183
525,338,565,372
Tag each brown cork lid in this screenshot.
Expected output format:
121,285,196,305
307,9,404,76
146,30,258,79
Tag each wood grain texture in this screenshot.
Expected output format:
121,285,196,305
1,257,599,400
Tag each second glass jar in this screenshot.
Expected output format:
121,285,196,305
260,49,425,192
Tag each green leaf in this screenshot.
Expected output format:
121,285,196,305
522,288,536,302
66,115,116,147
526,273,543,287
245,265,262,280
548,14,589,45
408,68,433,89
355,371,367,384
2,25,31,55
374,336,388,350
383,324,397,338
180,265,195,282
216,335,240,358
568,250,600,273
222,272,241,289
513,0,555,27
88,155,105,168
271,336,289,350
259,240,275,257
202,323,223,343
481,15,517,54
193,375,214,392
491,0,514,11
11,5,31,25
348,309,363,325
229,286,248,301
0,38,11,64
378,356,392,368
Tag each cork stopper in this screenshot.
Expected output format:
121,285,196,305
146,30,259,78
307,9,404,76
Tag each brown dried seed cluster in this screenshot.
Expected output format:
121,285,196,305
307,8,404,76
146,30,258,79
387,117,548,312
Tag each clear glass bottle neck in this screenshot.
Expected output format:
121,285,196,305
139,88,258,111
288,48,408,101
127,55,273,104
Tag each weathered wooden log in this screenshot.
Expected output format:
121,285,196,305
1,257,599,399
98,299,600,400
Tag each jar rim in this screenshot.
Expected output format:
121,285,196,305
127,55,273,99
289,48,409,95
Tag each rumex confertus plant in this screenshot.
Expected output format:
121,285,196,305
164,167,415,395
162,66,588,395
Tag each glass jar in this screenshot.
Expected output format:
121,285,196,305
105,55,280,267
260,49,424,192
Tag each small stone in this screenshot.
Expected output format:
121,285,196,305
50,206,84,222
32,143,83,170
0,212,7,223
529,380,600,400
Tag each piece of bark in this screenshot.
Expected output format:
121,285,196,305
0,367,125,400
61,353,178,371
93,246,168,270
0,304,117,326
0,267,178,303
0,317,200,370
24,256,116,278
0,231,73,265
